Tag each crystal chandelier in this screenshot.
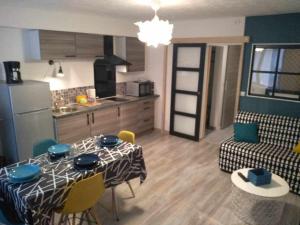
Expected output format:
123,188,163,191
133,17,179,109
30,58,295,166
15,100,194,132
135,0,174,48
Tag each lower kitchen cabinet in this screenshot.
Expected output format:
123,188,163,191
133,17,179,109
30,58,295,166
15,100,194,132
119,99,155,134
54,98,156,144
138,99,155,133
119,101,140,133
90,106,119,136
54,113,91,144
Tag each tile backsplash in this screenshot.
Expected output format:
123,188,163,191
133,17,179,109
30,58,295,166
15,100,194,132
51,86,94,106
50,82,127,106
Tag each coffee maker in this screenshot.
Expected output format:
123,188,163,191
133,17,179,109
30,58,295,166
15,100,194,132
3,61,23,84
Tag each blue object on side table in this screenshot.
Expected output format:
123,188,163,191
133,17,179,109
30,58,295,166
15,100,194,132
247,168,272,186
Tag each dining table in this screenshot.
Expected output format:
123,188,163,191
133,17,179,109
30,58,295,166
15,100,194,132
0,135,147,225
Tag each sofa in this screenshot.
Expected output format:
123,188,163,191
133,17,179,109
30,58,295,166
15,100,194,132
219,111,300,195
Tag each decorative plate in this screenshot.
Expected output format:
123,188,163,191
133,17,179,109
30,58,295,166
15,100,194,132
74,153,100,170
100,135,119,145
48,144,71,155
8,164,41,181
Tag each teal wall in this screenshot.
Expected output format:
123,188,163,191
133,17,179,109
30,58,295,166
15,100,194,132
240,13,300,117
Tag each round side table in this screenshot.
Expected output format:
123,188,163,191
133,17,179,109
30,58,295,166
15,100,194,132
231,168,289,225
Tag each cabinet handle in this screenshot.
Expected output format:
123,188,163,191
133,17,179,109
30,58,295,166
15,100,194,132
144,119,150,123
65,55,76,58
144,107,151,110
143,101,150,105
87,114,90,125
118,107,120,117
92,112,95,124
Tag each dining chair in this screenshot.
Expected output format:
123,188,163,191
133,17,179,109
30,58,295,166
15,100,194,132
117,130,136,198
32,139,57,157
0,205,24,225
52,173,105,225
109,130,136,221
118,130,135,144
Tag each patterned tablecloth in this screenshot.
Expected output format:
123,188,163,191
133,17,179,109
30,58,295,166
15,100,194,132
0,135,147,225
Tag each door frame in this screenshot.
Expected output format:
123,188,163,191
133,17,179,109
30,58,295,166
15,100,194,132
199,43,245,138
169,43,206,141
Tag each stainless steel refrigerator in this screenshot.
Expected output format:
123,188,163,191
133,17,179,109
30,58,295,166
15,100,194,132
0,80,54,163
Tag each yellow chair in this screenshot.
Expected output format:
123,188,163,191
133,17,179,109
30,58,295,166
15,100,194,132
117,131,136,198
54,173,105,225
109,130,136,221
118,130,135,144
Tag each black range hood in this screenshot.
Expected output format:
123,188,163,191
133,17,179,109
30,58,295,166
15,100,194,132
95,36,131,66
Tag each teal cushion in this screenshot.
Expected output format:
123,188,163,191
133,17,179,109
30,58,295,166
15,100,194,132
234,123,259,143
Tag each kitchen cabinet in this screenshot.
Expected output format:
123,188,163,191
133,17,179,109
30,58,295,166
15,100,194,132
115,37,145,72
25,30,104,60
126,37,145,72
119,102,140,133
138,99,155,133
90,107,119,136
75,33,104,58
54,112,91,144
54,98,155,143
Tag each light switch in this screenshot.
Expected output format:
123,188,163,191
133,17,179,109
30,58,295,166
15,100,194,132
240,91,246,96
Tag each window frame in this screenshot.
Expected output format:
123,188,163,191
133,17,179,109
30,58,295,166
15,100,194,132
247,43,300,102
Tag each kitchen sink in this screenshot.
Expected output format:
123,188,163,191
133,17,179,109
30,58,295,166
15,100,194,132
104,97,129,102
53,105,78,113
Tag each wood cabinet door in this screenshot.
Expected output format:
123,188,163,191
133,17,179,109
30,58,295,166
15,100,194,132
90,107,119,136
75,33,104,58
55,113,91,144
138,100,155,133
126,37,145,72
119,102,140,133
39,30,76,59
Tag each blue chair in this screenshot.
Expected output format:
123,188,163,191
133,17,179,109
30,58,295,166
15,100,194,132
0,208,24,225
32,139,57,157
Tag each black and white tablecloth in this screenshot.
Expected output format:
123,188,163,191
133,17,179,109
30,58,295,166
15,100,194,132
0,135,147,225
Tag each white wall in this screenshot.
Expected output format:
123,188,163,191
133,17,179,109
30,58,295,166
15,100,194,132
0,5,146,91
0,6,137,36
173,17,245,38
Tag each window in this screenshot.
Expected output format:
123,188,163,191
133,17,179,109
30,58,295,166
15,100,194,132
249,44,300,101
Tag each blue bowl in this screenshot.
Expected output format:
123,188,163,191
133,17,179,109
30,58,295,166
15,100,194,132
100,135,119,145
9,174,40,184
247,168,272,186
48,144,71,155
74,153,100,170
8,164,41,181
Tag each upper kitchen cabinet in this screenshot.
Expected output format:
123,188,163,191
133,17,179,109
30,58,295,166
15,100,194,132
115,37,145,72
126,37,145,72
75,33,104,58
24,30,104,60
25,30,76,60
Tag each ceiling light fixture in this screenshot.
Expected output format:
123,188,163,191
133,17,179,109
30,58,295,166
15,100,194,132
135,0,173,48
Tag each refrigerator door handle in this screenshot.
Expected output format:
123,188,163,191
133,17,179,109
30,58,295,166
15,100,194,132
16,108,51,115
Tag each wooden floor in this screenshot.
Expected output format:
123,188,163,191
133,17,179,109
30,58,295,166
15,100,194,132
71,128,300,225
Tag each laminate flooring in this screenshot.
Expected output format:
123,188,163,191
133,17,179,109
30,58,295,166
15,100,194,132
60,128,300,225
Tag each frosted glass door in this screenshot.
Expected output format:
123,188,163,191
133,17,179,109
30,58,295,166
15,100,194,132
170,44,206,141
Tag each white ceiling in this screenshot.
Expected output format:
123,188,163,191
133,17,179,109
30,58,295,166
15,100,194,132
1,0,300,21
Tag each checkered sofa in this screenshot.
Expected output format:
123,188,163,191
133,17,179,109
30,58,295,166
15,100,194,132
219,111,300,195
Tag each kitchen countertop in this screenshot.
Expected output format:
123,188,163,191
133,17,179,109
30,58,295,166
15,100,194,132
52,95,159,119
